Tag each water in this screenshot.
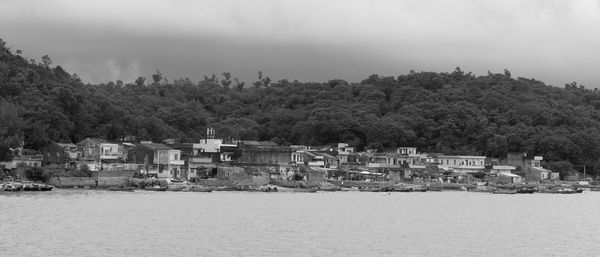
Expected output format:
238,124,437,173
2,190,600,257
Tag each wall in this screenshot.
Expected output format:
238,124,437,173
97,170,135,177
48,177,130,188
195,176,269,187
239,148,292,164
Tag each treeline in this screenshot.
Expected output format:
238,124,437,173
2,38,600,175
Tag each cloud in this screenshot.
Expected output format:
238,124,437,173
1,0,599,86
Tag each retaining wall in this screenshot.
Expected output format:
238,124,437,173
48,177,130,188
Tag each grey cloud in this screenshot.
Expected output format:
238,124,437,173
1,0,599,87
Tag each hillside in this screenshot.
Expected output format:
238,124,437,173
1,38,600,175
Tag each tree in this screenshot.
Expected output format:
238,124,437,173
41,54,53,67
25,167,50,182
221,72,232,88
135,76,146,86
152,70,163,84
0,101,26,161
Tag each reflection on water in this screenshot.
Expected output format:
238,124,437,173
2,190,600,257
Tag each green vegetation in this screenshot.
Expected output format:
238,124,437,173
24,166,51,182
1,38,600,175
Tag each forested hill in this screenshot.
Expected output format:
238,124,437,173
1,38,600,173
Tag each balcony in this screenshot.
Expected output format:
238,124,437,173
168,160,185,166
153,159,185,166
13,155,44,161
100,153,121,160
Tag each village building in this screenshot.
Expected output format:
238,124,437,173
42,142,81,167
503,153,559,181
490,165,517,174
76,138,124,163
127,143,184,179
498,172,523,184
431,155,486,173
0,148,43,170
235,141,292,165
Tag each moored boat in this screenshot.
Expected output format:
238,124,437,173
492,189,517,194
166,186,185,192
109,186,136,192
277,187,318,193
516,187,535,194
144,186,168,191
1,181,53,192
556,188,583,194
358,187,381,192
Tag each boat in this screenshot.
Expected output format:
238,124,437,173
427,187,443,192
109,186,136,192
277,187,318,193
468,188,493,193
1,182,53,192
516,188,535,194
166,186,185,192
259,185,278,192
492,189,517,194
317,183,341,192
394,187,413,192
213,186,239,191
358,187,381,192
144,186,168,191
556,188,583,194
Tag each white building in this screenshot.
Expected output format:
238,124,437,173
433,155,486,173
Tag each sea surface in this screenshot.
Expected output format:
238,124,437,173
1,189,600,257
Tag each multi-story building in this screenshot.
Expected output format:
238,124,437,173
127,143,184,179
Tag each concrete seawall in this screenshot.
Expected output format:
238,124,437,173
48,177,130,188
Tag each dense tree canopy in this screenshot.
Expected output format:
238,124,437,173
1,38,600,175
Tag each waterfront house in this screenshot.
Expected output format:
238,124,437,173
76,138,123,163
42,142,81,166
432,155,486,173
76,138,108,161
336,143,358,164
235,141,292,165
127,143,184,179
291,150,337,168
498,172,522,184
0,148,43,170
490,165,517,174
503,154,559,181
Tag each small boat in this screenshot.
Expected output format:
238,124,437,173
394,187,413,192
359,187,381,192
109,186,135,192
1,182,53,192
492,189,517,194
516,188,535,194
468,188,493,193
556,188,583,194
213,186,239,191
412,187,428,192
166,187,185,192
278,187,318,193
144,186,168,191
259,185,278,192
427,187,443,192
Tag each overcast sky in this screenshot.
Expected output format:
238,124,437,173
1,0,599,87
